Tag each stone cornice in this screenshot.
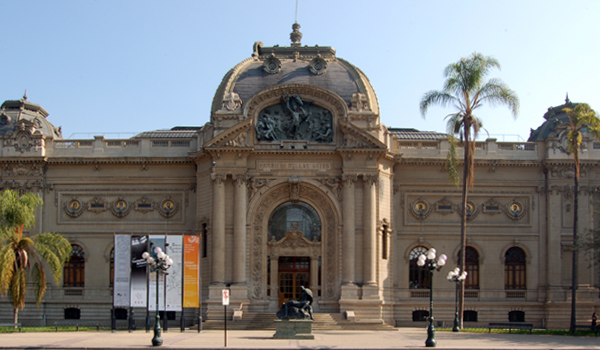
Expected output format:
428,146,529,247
46,157,192,165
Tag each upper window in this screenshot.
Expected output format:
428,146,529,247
505,247,526,290
409,246,430,289
465,247,479,290
64,244,85,287
268,202,321,242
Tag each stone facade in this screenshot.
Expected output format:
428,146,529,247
1,28,599,329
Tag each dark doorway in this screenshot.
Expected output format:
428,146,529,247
278,256,310,306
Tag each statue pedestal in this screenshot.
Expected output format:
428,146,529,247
273,319,314,339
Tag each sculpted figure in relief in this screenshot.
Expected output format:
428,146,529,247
255,94,333,143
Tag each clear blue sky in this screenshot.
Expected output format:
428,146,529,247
2,0,599,141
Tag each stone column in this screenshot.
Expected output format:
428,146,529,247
211,173,225,284
342,174,356,284
363,174,377,285
310,256,319,289
270,255,278,301
233,175,247,284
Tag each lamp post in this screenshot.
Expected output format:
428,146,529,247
417,248,447,348
142,245,173,347
446,267,467,332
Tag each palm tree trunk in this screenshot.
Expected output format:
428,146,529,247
458,139,470,329
13,308,18,327
570,174,579,333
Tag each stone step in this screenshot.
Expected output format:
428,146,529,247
193,312,396,331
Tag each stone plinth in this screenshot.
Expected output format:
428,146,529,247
273,319,314,339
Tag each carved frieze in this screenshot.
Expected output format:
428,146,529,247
320,177,341,201
255,94,333,143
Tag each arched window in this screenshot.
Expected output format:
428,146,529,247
268,202,321,242
505,247,526,290
409,246,430,289
64,307,80,320
465,247,479,289
64,244,85,287
412,310,429,322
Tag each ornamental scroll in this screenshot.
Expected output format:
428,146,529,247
255,94,333,143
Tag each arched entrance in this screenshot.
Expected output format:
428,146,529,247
248,180,340,313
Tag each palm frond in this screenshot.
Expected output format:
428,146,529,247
0,245,16,293
420,91,458,117
31,262,46,306
9,267,27,310
33,232,71,283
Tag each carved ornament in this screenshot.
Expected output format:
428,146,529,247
111,197,131,218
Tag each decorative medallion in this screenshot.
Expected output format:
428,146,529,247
64,198,84,218
309,55,328,75
458,200,479,220
255,94,333,143
111,197,131,218
134,196,155,213
410,198,432,220
158,197,178,218
87,197,108,213
506,200,526,221
263,55,281,74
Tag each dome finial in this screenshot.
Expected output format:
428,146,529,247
290,22,302,44
565,92,570,104
23,90,28,101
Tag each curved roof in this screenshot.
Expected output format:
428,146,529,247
528,97,577,142
0,96,62,139
211,24,379,117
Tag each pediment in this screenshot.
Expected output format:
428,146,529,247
204,118,252,148
339,120,386,149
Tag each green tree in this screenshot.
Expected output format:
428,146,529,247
0,190,71,325
562,103,600,333
420,52,519,328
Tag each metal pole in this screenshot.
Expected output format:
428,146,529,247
152,270,163,346
453,282,460,332
224,305,227,348
425,267,436,347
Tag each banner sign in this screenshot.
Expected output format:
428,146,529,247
148,235,166,311
130,235,148,307
165,235,182,311
113,234,131,307
183,235,200,308
222,289,230,306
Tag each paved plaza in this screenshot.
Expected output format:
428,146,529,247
0,328,599,350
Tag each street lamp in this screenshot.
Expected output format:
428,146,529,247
446,267,467,332
417,248,447,348
142,245,173,347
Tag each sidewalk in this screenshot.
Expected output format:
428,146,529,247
0,328,599,350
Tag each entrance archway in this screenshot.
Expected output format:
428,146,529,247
248,180,340,312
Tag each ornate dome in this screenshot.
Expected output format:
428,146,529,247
210,24,379,119
0,94,62,139
528,96,577,142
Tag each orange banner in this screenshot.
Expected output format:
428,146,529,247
183,235,200,308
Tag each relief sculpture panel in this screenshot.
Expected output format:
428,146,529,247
255,94,333,142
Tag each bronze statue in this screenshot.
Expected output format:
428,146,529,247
276,286,314,320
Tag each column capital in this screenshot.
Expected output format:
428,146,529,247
211,172,226,184
362,173,378,186
232,173,249,186
342,174,358,187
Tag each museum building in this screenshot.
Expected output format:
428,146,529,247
1,25,599,329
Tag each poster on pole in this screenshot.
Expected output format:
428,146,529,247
183,235,200,308
113,234,131,307
148,235,165,311
165,235,182,311
130,235,148,307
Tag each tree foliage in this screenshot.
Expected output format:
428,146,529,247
420,52,519,328
0,190,71,323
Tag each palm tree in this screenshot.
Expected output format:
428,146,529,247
0,190,71,325
420,52,519,328
562,103,600,333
